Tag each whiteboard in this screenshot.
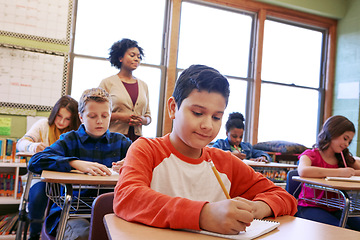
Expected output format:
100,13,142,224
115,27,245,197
0,46,67,111
0,0,72,44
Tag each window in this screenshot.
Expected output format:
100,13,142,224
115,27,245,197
69,0,333,146
70,0,167,137
177,1,254,141
259,19,325,147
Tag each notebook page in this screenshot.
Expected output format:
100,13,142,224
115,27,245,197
325,176,360,182
185,219,280,240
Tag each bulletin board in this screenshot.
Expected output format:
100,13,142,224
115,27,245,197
0,0,73,44
0,45,67,111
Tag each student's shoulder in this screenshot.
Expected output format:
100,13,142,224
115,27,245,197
108,132,132,143
58,129,78,140
212,138,226,148
31,118,49,128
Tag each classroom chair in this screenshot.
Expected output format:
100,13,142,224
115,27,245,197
285,169,301,199
88,192,114,240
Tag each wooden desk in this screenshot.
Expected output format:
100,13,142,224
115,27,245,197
103,214,360,240
243,160,297,168
15,151,34,158
41,170,119,240
293,176,360,228
243,160,297,186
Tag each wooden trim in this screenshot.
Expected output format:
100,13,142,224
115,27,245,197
162,0,182,135
203,0,337,26
324,23,337,122
250,9,266,145
163,0,337,140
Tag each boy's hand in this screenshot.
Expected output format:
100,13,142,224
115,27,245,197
69,160,112,176
112,160,124,173
199,199,254,234
232,197,273,219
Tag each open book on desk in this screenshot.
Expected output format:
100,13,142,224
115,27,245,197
185,219,279,240
325,176,360,182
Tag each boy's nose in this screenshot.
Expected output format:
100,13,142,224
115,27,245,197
200,117,213,130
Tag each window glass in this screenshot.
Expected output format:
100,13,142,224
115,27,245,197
258,83,319,147
262,20,323,88
215,78,248,141
71,57,118,102
178,2,253,77
71,0,166,138
75,0,166,65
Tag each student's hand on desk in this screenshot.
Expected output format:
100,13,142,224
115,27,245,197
199,199,254,235
250,157,268,163
337,167,356,177
232,151,246,160
69,160,112,176
232,197,273,220
35,142,48,153
112,160,124,173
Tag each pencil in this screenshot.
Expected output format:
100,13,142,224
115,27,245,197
234,145,241,153
341,151,347,168
208,160,231,199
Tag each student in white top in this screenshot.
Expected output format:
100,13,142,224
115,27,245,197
17,95,80,240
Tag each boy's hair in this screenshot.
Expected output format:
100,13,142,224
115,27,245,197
316,115,355,167
108,38,144,70
78,88,112,116
172,64,230,108
225,112,245,132
48,95,80,131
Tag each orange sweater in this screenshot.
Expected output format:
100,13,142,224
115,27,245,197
114,134,297,230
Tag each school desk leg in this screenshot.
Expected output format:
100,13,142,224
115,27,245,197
56,184,73,240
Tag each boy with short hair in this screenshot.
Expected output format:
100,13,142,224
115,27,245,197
114,65,297,234
29,87,132,239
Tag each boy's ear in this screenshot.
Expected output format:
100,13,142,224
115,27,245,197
167,97,176,120
78,112,84,124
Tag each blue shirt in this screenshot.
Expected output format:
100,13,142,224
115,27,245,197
212,138,272,161
28,124,132,235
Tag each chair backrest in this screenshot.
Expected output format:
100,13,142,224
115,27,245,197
285,169,301,199
88,192,114,240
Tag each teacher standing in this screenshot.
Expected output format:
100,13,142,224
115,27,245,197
99,38,151,142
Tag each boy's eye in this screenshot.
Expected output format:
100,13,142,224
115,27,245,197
213,116,221,121
192,111,202,116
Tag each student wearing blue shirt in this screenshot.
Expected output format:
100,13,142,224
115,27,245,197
28,87,132,239
213,112,272,162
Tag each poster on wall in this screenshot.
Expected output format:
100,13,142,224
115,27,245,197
0,0,72,44
0,46,67,111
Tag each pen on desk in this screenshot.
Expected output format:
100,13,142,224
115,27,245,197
341,151,347,168
208,160,231,199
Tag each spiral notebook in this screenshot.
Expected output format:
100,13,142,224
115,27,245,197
185,219,280,240
325,176,360,182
